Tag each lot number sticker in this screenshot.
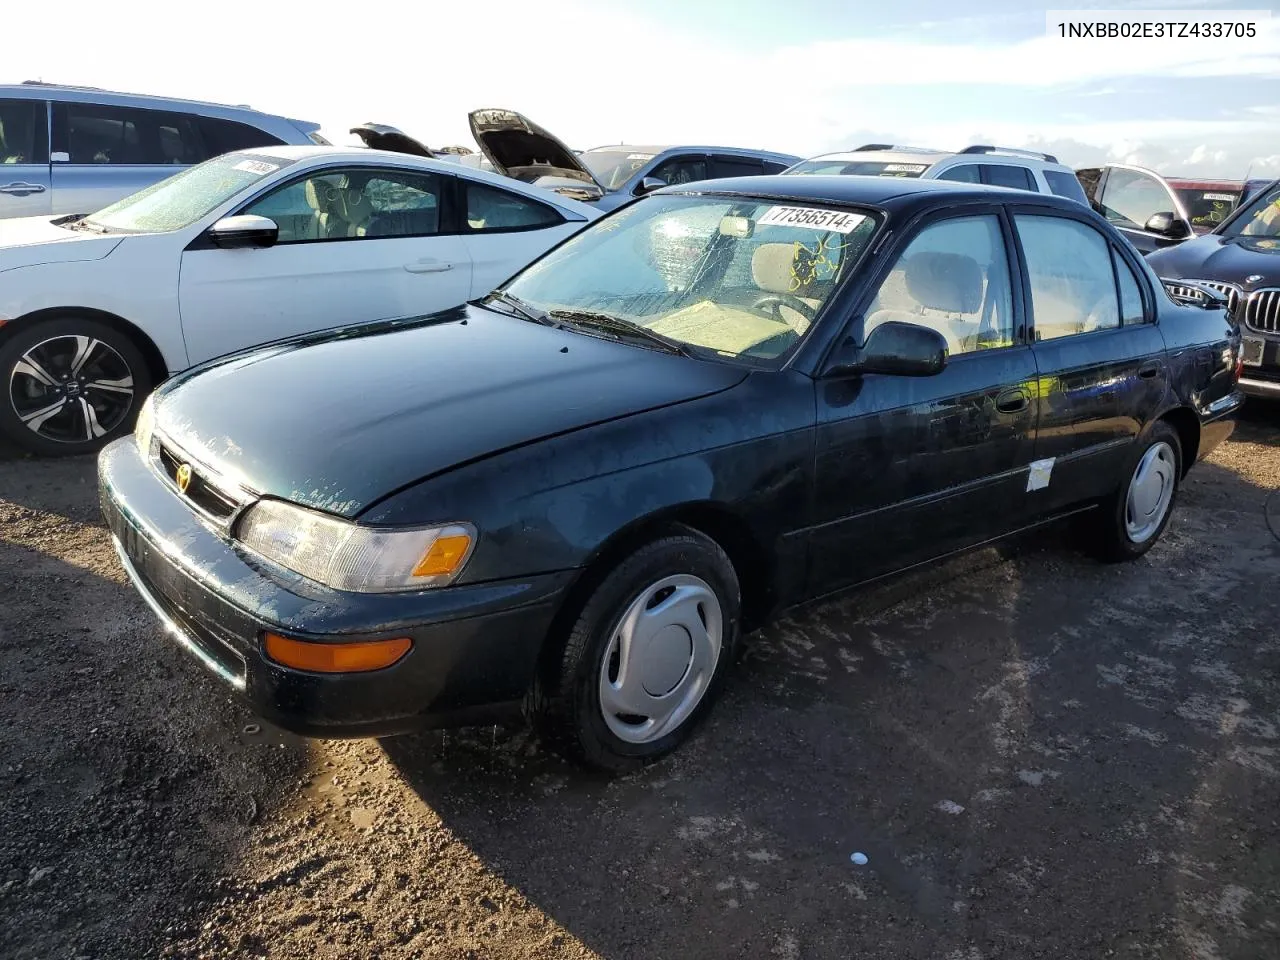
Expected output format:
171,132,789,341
233,159,280,176
1203,192,1236,202
758,206,866,233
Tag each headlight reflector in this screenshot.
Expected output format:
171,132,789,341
237,499,475,593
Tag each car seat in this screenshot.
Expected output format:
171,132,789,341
749,242,827,333
864,251,984,353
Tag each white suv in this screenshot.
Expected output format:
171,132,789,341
783,144,1090,205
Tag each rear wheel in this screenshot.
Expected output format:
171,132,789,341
0,318,151,457
1088,421,1182,562
533,528,741,773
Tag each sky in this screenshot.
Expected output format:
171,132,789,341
8,0,1280,178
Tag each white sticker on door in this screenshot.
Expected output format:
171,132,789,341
1026,458,1055,492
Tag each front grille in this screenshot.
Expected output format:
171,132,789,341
1241,288,1280,334
156,442,242,522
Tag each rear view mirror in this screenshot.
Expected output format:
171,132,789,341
208,214,279,249
635,177,666,196
1144,212,1190,240
825,321,948,378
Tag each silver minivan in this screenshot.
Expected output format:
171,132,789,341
0,82,323,219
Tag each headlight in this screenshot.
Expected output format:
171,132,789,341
134,392,156,456
236,499,475,593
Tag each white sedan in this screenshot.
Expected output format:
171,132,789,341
0,146,599,455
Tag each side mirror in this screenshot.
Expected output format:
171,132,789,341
207,214,279,249
634,177,666,196
825,321,948,378
1143,212,1191,240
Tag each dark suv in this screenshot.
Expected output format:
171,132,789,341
1147,178,1280,400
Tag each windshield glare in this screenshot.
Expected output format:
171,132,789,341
502,195,878,363
1224,185,1280,239
786,159,931,178
85,153,294,234
579,150,655,190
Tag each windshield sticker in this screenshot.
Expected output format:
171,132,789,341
758,206,867,233
233,159,280,176
1202,192,1236,202
884,164,929,173
627,153,654,160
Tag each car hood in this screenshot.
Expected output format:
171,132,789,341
1146,233,1280,287
468,108,604,199
0,216,123,271
349,123,438,158
155,307,748,518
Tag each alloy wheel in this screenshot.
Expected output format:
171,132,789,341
8,335,135,445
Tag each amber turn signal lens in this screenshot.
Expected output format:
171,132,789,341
411,533,472,577
264,633,411,673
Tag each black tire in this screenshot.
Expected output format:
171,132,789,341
532,527,742,774
1087,421,1183,563
0,317,152,457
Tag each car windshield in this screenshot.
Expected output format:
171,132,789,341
84,153,296,234
1222,183,1280,239
786,159,932,178
1174,188,1240,231
579,150,655,190
500,194,879,364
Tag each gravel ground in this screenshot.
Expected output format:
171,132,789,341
1,408,1278,960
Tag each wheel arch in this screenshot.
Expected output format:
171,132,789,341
1155,405,1200,477
535,501,778,682
1,307,172,387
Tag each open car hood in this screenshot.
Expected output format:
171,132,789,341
349,123,438,157
468,108,604,200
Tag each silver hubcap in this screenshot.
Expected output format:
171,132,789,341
8,335,134,444
1125,441,1176,544
598,574,723,744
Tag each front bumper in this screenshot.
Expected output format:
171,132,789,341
98,438,573,738
1240,333,1280,400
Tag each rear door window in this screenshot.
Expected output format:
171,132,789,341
1015,215,1120,340
0,98,48,164
465,181,563,232
198,116,287,156
709,156,766,178
937,164,981,183
55,102,207,165
1043,170,1089,204
981,164,1035,191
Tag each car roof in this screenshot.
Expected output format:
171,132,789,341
658,173,1088,213
802,147,1072,172
0,81,316,128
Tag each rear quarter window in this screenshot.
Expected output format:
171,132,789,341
1044,170,1090,204
199,116,287,156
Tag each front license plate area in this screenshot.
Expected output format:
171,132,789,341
1242,336,1264,367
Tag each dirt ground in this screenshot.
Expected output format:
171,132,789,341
1,407,1278,960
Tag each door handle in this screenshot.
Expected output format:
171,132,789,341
404,259,454,274
0,182,47,196
995,389,1029,414
1138,362,1160,379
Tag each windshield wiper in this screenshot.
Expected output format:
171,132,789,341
481,291,557,326
550,309,696,357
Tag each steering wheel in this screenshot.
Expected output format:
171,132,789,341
752,293,818,328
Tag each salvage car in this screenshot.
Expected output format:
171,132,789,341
467,108,800,208
784,144,1089,204
99,176,1243,772
1148,178,1280,400
0,146,598,456
1076,163,1245,255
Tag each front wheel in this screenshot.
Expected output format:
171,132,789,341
533,528,741,774
0,318,151,457
1088,422,1182,562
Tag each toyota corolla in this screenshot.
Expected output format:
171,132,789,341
99,176,1243,772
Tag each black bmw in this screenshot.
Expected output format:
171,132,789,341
100,176,1243,772
1147,178,1280,401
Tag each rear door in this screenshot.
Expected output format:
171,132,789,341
455,176,579,295
178,165,471,365
808,207,1039,595
51,100,214,214
1012,208,1166,513
0,98,51,218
